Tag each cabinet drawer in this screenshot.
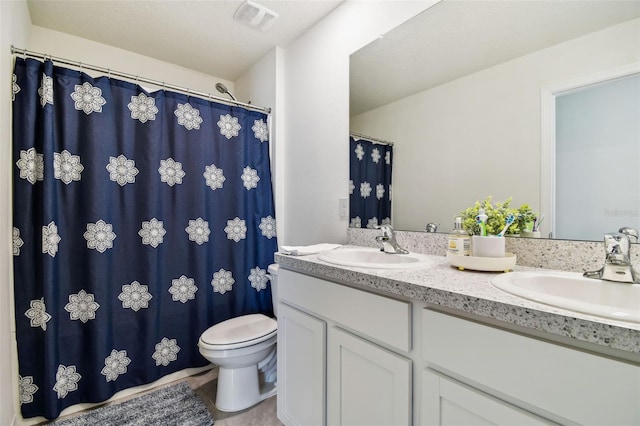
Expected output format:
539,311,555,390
278,268,411,352
422,309,640,425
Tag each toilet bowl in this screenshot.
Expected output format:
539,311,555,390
198,264,279,412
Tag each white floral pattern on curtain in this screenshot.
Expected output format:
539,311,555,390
12,57,277,420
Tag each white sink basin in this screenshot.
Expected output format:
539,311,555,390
318,247,434,269
491,271,640,323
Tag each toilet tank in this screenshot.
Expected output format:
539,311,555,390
267,263,279,317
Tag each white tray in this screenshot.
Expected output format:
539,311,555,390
446,252,516,272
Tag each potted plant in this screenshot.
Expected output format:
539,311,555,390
460,196,519,236
460,197,540,256
515,204,537,233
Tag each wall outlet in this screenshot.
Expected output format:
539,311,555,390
339,197,348,220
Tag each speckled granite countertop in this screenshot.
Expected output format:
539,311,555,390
274,246,640,356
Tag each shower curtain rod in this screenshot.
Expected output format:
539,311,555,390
349,132,394,146
11,46,271,114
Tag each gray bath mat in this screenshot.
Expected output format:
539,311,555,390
50,381,214,425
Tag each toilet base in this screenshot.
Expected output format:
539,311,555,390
215,364,277,412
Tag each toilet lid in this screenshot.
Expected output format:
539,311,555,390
201,313,276,347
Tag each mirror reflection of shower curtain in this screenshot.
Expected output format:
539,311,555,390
349,136,392,229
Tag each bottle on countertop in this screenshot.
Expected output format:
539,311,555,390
448,217,470,256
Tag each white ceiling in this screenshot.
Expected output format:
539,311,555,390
350,0,640,116
25,0,640,113
27,0,344,81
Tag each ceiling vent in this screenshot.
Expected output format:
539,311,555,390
234,0,279,32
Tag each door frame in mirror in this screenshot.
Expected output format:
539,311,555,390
540,62,640,239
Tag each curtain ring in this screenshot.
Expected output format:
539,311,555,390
162,82,166,92
186,88,190,99
79,62,83,73
107,69,111,79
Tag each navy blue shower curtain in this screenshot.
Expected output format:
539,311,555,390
12,57,277,419
349,136,392,229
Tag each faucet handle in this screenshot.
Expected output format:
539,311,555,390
374,224,409,254
585,232,639,283
604,232,631,264
375,224,394,237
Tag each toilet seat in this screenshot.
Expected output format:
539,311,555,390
200,313,276,350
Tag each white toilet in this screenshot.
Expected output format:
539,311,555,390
198,264,279,412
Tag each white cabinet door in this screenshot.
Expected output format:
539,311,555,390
421,369,551,426
327,326,412,426
277,302,326,426
423,309,640,425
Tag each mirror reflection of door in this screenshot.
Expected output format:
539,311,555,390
555,73,640,241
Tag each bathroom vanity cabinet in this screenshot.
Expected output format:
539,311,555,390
275,262,640,426
277,268,412,426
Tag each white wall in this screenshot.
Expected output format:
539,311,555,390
351,18,640,233
29,26,234,94
1,2,32,424
281,1,436,246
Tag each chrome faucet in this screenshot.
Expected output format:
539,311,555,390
583,232,640,283
375,224,409,254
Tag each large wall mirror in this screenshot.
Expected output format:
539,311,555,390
349,0,640,241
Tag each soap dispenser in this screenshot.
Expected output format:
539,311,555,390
448,217,470,256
